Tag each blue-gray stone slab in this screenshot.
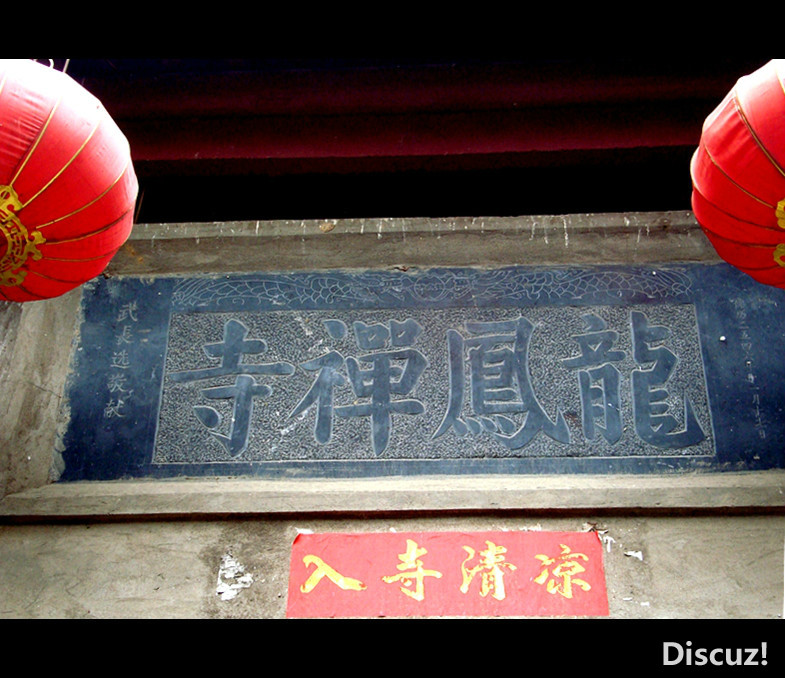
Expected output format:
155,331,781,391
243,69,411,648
58,263,785,481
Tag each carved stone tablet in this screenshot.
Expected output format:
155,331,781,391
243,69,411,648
58,263,785,480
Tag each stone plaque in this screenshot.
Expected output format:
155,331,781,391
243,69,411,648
59,263,785,480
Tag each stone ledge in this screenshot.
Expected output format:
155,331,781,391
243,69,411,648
107,211,721,276
1,471,783,522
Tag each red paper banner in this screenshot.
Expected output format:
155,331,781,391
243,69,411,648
286,530,608,618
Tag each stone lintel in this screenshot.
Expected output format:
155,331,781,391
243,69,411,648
107,211,720,276
1,471,784,522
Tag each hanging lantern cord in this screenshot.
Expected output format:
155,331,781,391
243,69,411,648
36,59,70,73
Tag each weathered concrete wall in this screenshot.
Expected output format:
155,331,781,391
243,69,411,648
1,514,782,619
0,289,81,498
0,211,782,620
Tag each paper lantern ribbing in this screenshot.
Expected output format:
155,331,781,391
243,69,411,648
691,59,785,288
0,59,137,302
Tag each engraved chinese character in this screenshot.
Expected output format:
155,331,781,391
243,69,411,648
290,318,427,455
170,319,295,384
460,540,517,601
290,351,347,444
562,313,625,444
103,398,126,419
382,539,443,602
116,324,134,345
534,544,591,599
107,372,132,395
110,349,131,370
169,319,295,458
630,311,705,448
337,345,427,455
117,301,138,322
433,317,570,449
195,375,274,457
300,555,367,593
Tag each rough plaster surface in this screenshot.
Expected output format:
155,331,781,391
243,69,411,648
0,290,80,497
0,515,781,619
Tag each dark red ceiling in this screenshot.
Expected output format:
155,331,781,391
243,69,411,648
59,57,770,223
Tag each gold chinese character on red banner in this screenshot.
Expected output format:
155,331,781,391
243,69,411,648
534,544,591,599
300,555,367,593
460,540,517,601
382,539,443,602
287,530,609,617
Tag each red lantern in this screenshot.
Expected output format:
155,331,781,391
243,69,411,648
691,59,785,288
0,59,137,302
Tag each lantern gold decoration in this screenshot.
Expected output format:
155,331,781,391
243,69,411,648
0,59,137,302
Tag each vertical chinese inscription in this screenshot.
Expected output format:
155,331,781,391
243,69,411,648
104,301,139,420
730,297,768,441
